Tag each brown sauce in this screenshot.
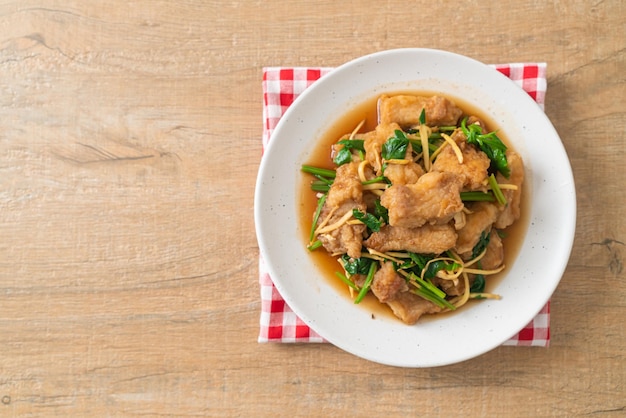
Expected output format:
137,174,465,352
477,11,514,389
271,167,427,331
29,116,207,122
299,92,530,321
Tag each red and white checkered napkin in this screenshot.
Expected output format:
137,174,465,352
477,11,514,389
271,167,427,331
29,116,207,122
259,63,550,346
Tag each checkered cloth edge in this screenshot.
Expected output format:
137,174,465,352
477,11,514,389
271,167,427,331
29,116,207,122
259,63,550,346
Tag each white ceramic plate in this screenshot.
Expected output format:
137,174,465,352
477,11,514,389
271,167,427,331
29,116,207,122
254,48,576,367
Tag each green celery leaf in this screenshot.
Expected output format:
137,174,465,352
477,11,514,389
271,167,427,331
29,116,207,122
373,199,389,224
461,117,510,178
333,139,365,166
337,139,365,152
341,254,374,276
471,230,491,259
423,260,460,280
333,148,353,166
470,274,486,293
352,209,381,232
408,253,433,271
397,259,415,270
382,130,409,160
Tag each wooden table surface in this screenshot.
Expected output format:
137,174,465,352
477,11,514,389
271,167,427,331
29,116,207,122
0,1,624,416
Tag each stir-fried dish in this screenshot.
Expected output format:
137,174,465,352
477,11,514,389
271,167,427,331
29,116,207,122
302,94,525,324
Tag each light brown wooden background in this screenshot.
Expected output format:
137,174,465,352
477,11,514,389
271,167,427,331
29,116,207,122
0,1,624,416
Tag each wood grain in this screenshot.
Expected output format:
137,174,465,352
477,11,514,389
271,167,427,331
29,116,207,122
0,0,624,416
